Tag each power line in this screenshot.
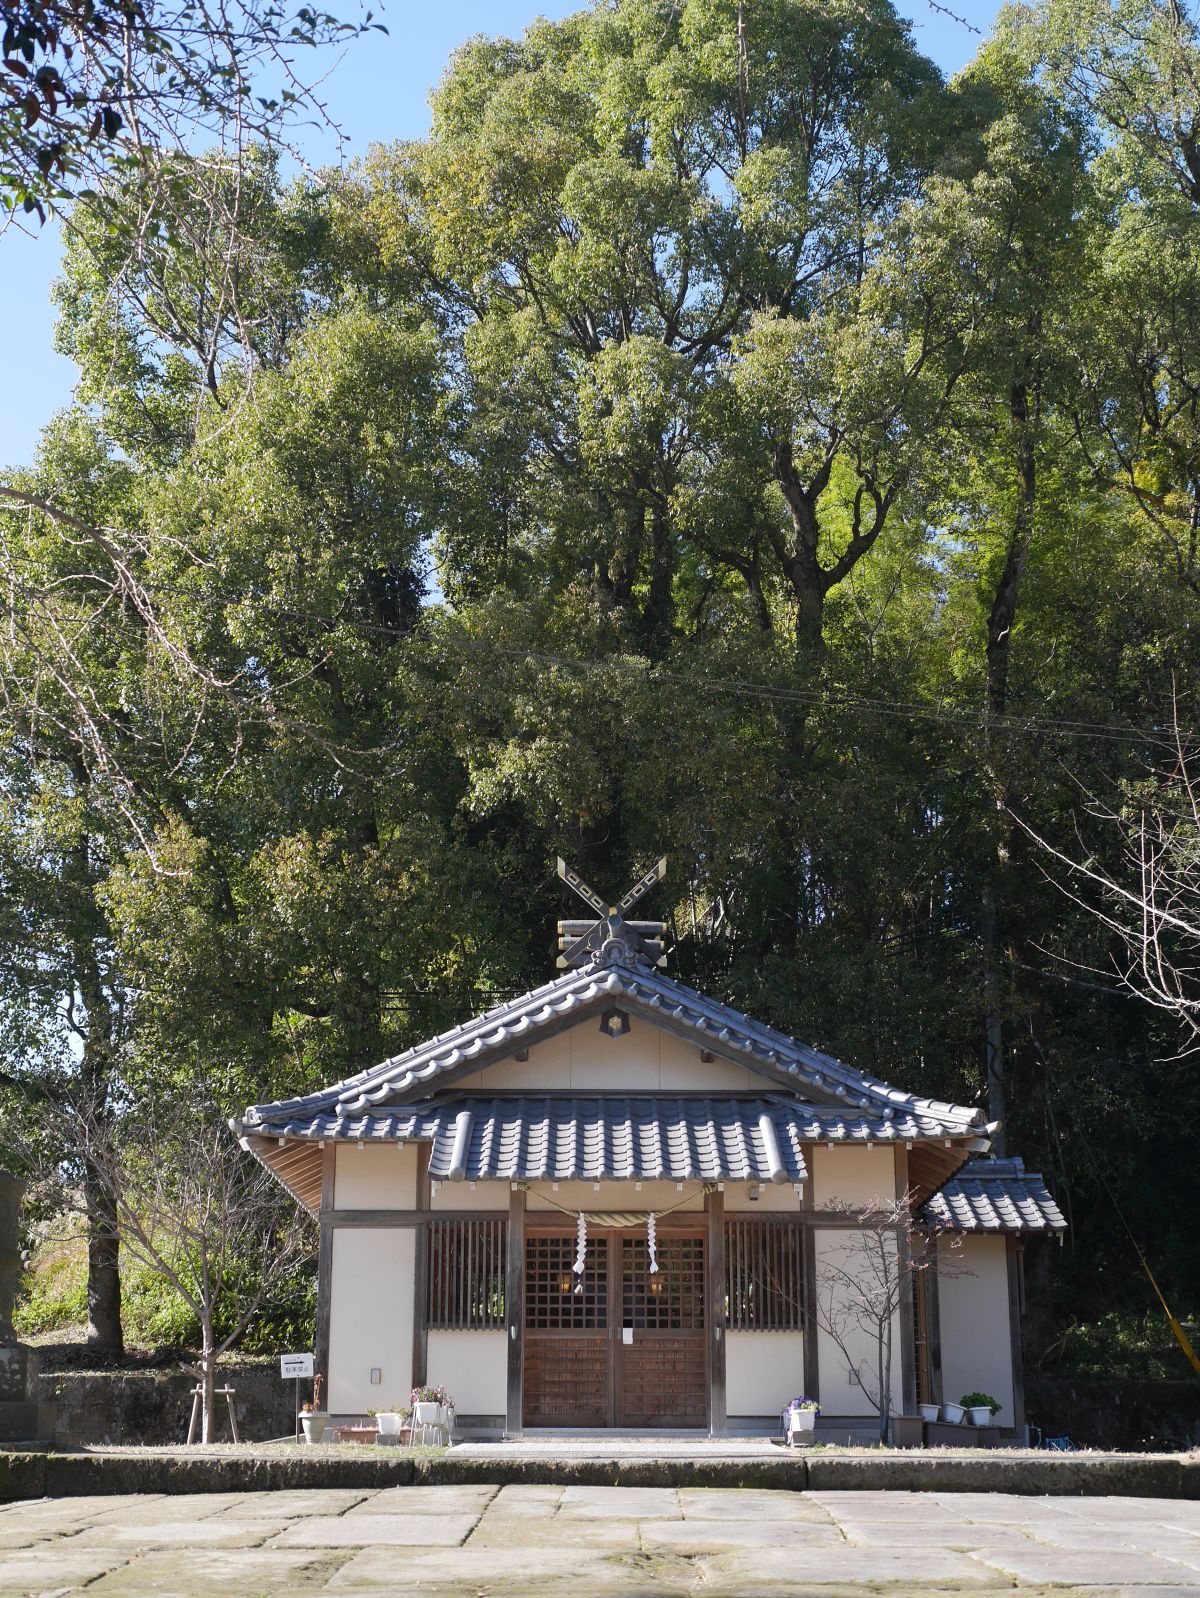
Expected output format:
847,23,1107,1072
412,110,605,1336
0,545,1188,751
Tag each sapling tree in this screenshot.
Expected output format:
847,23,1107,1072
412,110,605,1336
76,1092,313,1441
813,1191,961,1445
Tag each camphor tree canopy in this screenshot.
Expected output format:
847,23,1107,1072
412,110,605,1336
2,0,1199,1383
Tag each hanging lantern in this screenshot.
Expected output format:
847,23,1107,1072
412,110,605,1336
647,1211,659,1275
573,1211,588,1275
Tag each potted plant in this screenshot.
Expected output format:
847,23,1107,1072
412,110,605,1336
300,1375,328,1444
373,1405,408,1439
410,1383,453,1440
918,1401,940,1423
940,1399,966,1424
960,1392,1001,1426
783,1396,819,1438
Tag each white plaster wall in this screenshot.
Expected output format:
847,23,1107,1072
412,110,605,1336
426,1331,507,1416
726,1332,805,1416
334,1144,417,1211
937,1234,1015,1426
725,1182,806,1213
809,1145,898,1209
812,1228,903,1418
526,1180,705,1212
430,1179,509,1212
454,1016,760,1093
327,1227,414,1414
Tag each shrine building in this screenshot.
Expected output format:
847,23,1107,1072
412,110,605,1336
233,859,1065,1438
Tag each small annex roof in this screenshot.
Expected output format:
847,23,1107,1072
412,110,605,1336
924,1157,1066,1234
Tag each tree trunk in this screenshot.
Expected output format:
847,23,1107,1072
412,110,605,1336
200,1326,216,1444
877,1326,890,1444
83,1155,123,1354
980,370,1039,1152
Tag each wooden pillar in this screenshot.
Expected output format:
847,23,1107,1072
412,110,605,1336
411,1146,431,1390
895,1146,917,1419
927,1244,944,1406
314,1144,335,1397
1007,1236,1027,1437
505,1184,526,1435
801,1165,819,1406
706,1186,727,1436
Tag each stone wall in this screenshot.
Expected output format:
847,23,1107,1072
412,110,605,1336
37,1363,298,1446
1026,1376,1200,1453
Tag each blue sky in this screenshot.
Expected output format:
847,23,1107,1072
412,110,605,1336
2,0,1002,472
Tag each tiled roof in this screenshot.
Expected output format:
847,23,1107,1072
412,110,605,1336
925,1157,1066,1233
238,962,990,1141
251,1095,812,1184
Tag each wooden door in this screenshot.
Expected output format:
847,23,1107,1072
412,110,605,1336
523,1233,609,1426
523,1229,708,1428
617,1234,708,1427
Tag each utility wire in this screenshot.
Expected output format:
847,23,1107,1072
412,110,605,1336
0,550,1186,752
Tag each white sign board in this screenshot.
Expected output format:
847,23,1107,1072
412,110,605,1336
280,1353,314,1380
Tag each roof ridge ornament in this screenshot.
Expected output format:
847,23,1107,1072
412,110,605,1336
556,856,669,972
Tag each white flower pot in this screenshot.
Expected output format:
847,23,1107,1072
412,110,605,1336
301,1412,328,1444
376,1411,404,1437
413,1401,440,1426
941,1402,966,1425
787,1407,817,1433
919,1403,940,1423
967,1405,994,1426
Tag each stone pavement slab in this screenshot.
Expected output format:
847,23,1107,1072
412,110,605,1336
695,1546,1009,1587
973,1546,1200,1585
82,1548,333,1596
0,1547,132,1595
641,1518,845,1551
270,1512,478,1547
483,1483,564,1517
325,1545,687,1594
342,1484,496,1514
677,1488,832,1520
72,1518,287,1547
212,1489,375,1519
559,1484,681,1517
466,1514,644,1549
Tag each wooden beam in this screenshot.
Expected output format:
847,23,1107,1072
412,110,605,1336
314,1145,336,1396
706,1186,726,1436
896,1145,917,1419
320,1209,506,1226
1007,1236,1026,1436
506,1186,526,1435
411,1146,431,1390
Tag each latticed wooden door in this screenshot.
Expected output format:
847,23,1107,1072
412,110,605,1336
523,1229,709,1428
523,1233,610,1425
617,1234,708,1426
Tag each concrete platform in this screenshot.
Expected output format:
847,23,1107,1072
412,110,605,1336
2,1444,1199,1501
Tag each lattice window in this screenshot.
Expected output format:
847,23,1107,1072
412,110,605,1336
427,1218,506,1329
525,1234,608,1330
623,1236,705,1331
725,1218,805,1330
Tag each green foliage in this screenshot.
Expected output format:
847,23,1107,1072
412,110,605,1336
4,0,1200,1377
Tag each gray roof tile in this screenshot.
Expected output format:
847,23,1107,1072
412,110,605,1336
925,1157,1066,1234
250,1095,814,1184
237,962,989,1141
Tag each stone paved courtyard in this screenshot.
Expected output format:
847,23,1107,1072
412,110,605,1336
2,1485,1200,1596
